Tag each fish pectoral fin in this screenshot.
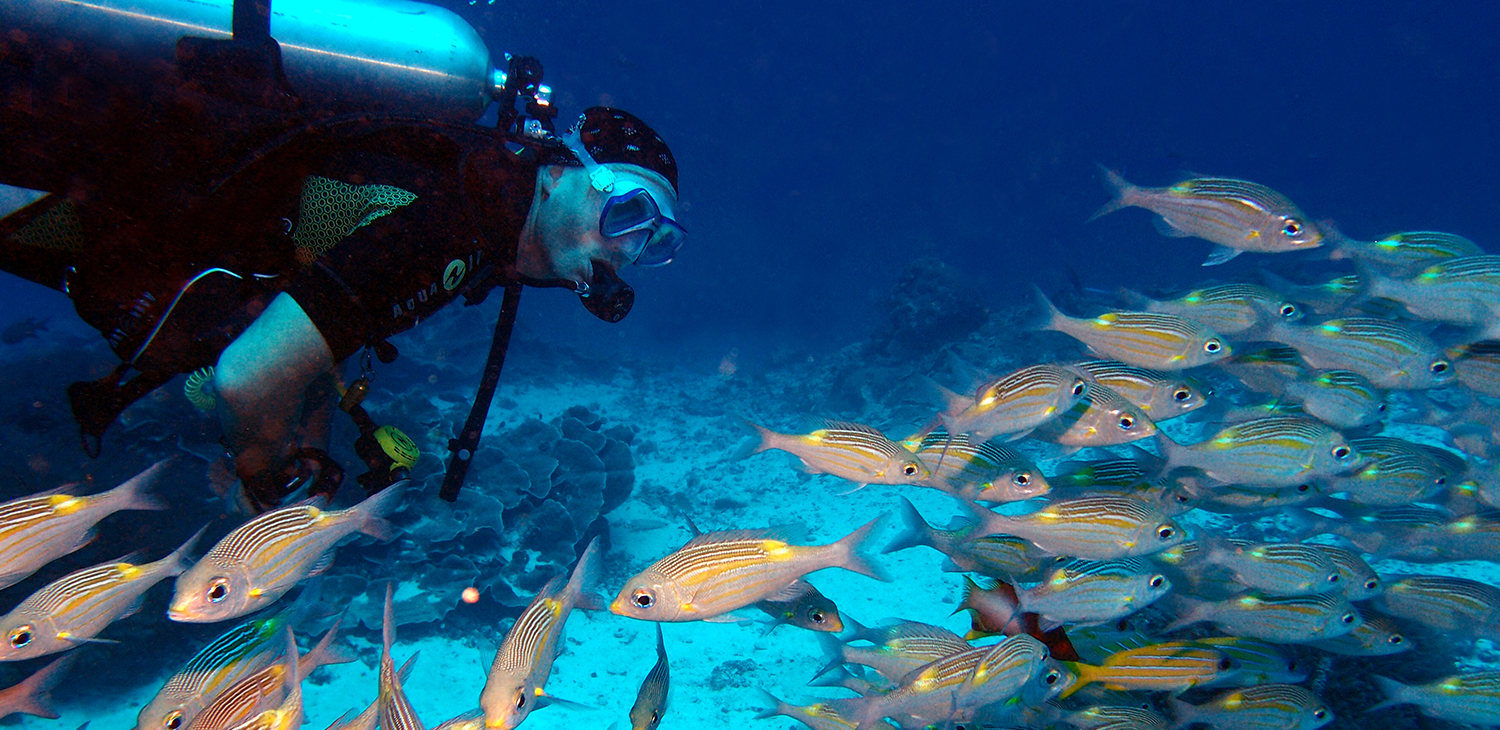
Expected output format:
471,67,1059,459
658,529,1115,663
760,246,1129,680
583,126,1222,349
60,635,119,645
701,611,756,624
534,691,595,711
835,483,870,496
307,551,336,577
1203,245,1243,266
1153,216,1193,238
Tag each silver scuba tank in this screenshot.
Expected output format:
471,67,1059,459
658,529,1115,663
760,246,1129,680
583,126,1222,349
0,0,504,123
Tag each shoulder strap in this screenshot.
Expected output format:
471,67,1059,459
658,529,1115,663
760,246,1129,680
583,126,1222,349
440,281,523,502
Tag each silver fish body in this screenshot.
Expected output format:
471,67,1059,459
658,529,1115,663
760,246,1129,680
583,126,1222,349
974,496,1185,560
911,431,1050,503
169,486,401,623
1364,255,1500,334
1018,561,1171,630
744,421,928,486
1452,341,1500,396
1157,417,1361,489
1124,283,1302,334
939,364,1091,441
1328,229,1484,274
1035,289,1230,370
1070,359,1208,421
1263,316,1454,389
1031,381,1158,449
138,612,292,730
1198,537,1342,596
629,624,669,730
1090,170,1324,266
379,586,424,730
1280,369,1385,429
482,537,601,729
1169,684,1332,730
1167,592,1361,644
1372,575,1500,637
1307,613,1409,656
1372,671,1500,726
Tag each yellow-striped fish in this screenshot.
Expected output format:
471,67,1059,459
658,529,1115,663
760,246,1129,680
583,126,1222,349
1121,283,1302,334
0,654,74,720
933,364,1090,441
612,519,887,622
1193,636,1307,688
1217,345,1307,393
1310,544,1381,600
908,430,1050,503
1196,535,1342,596
972,496,1184,560
0,527,202,661
482,537,601,729
1032,380,1157,449
1364,255,1500,335
817,617,970,683
1034,289,1229,370
1371,575,1500,636
1451,341,1500,397
755,691,898,730
1060,643,1236,698
169,486,402,623
1156,417,1359,488
1169,684,1332,730
1070,360,1207,420
324,655,417,730
1017,561,1171,630
0,460,167,590
138,610,295,730
1328,229,1484,273
739,420,928,486
1191,481,1324,515
223,629,302,730
1308,613,1409,656
1327,437,1451,507
1262,316,1454,389
1372,671,1500,726
629,624,669,730
1280,369,1385,429
183,620,351,730
1061,704,1168,730
1089,170,1324,265
379,585,424,730
1166,591,1360,644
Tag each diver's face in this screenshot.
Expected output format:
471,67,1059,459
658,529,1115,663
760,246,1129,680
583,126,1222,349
521,164,677,285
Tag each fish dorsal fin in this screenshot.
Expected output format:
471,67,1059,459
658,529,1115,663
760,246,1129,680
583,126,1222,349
1203,245,1243,266
681,528,794,549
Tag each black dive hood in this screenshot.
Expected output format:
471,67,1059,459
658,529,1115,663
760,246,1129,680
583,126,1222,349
521,258,634,323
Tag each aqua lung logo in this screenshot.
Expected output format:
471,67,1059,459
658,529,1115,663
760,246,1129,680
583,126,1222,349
393,251,481,318
443,259,467,291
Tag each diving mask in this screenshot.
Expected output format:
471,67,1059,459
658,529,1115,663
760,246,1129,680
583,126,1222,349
560,129,686,267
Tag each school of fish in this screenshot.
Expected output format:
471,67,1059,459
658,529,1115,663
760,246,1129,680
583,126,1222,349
4,168,1500,730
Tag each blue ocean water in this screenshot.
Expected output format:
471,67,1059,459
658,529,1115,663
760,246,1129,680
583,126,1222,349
1,2,1499,730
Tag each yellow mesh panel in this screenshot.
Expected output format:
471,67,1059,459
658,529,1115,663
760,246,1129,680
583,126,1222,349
290,176,417,264
6,199,84,251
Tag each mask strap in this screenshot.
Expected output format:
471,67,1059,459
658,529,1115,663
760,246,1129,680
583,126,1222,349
560,130,616,193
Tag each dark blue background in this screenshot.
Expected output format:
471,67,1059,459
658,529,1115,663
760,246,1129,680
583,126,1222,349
6,1,1500,370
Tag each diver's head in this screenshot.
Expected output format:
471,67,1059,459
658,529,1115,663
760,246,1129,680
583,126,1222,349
519,108,682,322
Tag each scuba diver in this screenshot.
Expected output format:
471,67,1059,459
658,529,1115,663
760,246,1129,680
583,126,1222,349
0,0,684,512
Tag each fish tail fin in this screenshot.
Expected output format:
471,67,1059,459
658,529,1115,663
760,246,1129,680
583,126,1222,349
5,653,76,719
731,417,781,460
354,483,405,542
1162,595,1209,633
1117,286,1156,310
812,633,849,680
1153,432,1189,472
567,536,606,611
162,524,208,577
832,516,891,582
752,689,793,721
1055,662,1093,700
1166,696,1198,730
882,497,934,554
1028,285,1067,333
1367,675,1413,713
1087,165,1137,222
303,614,355,672
1321,220,1356,260
916,376,970,419
106,459,172,512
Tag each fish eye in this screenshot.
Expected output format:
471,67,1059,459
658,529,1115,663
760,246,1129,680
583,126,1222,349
515,692,526,709
1204,339,1223,354
1332,446,1351,460
1014,473,1032,486
1149,575,1166,588
650,711,661,727
1341,612,1356,624
1157,525,1176,540
1436,476,1447,486
206,577,231,603
632,590,656,609
1118,416,1135,430
1327,573,1340,583
902,463,919,477
164,713,182,730
809,609,826,624
1173,388,1192,401
1287,659,1300,671
1313,709,1327,721
1044,670,1061,685
1283,219,1303,237
1217,657,1233,671
1432,360,1450,374
1296,484,1310,493
1365,578,1379,590
1389,634,1404,645
8,625,31,648
1279,303,1298,317
1071,381,1087,396
1378,403,1388,412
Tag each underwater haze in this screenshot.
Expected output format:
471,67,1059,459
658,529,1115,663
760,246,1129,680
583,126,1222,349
5,2,1500,730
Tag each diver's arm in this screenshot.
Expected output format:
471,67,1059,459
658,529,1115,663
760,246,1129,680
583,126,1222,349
213,292,335,491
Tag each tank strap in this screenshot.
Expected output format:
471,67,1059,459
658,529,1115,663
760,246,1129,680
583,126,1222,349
439,281,523,502
233,0,273,43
